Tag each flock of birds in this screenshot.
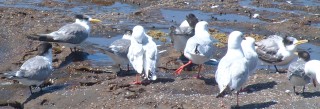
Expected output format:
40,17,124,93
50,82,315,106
2,13,320,107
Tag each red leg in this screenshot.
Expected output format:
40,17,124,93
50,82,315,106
193,64,202,79
313,79,317,87
131,74,142,85
175,61,192,75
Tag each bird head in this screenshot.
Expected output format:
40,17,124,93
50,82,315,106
75,15,101,24
132,25,145,44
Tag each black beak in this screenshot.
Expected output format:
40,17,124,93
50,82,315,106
242,36,246,40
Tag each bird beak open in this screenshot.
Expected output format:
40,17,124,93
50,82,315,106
89,19,101,23
294,40,308,45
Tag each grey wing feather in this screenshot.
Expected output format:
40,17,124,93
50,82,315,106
256,48,283,63
107,39,131,58
287,60,309,79
48,23,88,44
255,35,284,63
19,56,52,78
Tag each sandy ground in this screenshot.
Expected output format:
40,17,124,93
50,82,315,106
1,0,320,109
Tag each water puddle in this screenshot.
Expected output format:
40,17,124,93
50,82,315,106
0,1,138,15
239,0,306,14
160,9,212,25
69,2,138,14
213,14,265,23
298,43,320,60
285,0,320,7
0,0,60,11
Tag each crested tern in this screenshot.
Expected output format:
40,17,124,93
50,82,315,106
4,42,53,94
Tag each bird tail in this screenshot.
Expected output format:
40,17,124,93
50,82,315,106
216,86,230,98
26,34,57,42
2,71,17,79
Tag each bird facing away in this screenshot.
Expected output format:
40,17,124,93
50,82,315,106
174,21,216,78
4,42,53,94
255,35,308,72
304,60,320,88
287,51,312,94
102,30,132,71
169,13,199,53
215,31,249,107
127,25,158,84
27,14,101,51
241,37,258,76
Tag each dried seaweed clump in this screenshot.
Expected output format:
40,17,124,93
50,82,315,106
244,33,265,42
147,30,166,40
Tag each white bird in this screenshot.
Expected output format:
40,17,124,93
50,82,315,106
27,14,101,51
287,51,312,94
255,35,308,72
102,30,132,71
304,60,320,88
169,13,198,53
4,43,53,94
175,21,216,78
127,25,157,84
241,37,258,75
215,31,249,107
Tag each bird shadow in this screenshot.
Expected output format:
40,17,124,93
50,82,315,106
57,51,89,69
22,84,68,105
152,78,175,84
231,101,277,109
300,91,320,98
116,70,137,77
201,77,217,86
244,81,277,93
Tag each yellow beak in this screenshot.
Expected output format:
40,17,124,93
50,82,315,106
89,19,101,23
294,40,308,45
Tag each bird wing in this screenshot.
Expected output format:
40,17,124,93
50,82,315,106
107,39,131,59
288,60,306,78
46,23,88,44
215,56,233,93
229,58,249,91
18,56,52,78
127,41,144,74
142,37,158,80
255,36,284,63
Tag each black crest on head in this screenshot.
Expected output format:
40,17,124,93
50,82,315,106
186,13,199,28
298,51,310,61
125,30,132,35
37,42,52,56
282,36,294,45
75,14,89,20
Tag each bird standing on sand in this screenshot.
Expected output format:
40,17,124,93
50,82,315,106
255,35,308,72
215,31,249,107
241,37,258,76
127,25,157,84
4,43,53,94
174,21,216,78
287,51,312,94
101,30,132,71
169,13,198,53
27,14,101,51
